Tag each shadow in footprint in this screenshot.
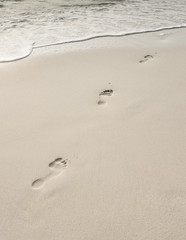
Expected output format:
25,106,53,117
98,89,114,105
32,158,69,190
139,55,153,63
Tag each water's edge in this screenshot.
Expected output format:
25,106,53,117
1,25,186,64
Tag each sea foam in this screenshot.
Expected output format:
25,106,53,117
0,0,186,62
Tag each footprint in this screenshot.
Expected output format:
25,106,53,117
32,157,69,190
48,158,68,171
32,177,46,189
139,54,153,63
98,89,114,105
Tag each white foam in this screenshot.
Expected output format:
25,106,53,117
0,31,33,62
0,0,186,62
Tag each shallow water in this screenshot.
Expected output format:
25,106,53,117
0,0,186,61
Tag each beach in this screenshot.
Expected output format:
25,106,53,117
0,28,186,239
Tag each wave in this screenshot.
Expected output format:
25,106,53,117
59,2,116,8
0,48,33,63
1,25,186,63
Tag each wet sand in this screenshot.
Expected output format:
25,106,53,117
0,28,186,240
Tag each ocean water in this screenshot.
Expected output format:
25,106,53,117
0,0,186,62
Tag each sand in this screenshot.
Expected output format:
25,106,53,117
0,28,186,240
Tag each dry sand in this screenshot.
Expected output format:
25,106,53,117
0,28,186,240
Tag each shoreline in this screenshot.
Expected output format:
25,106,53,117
1,25,186,64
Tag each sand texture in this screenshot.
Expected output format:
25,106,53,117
0,29,186,240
